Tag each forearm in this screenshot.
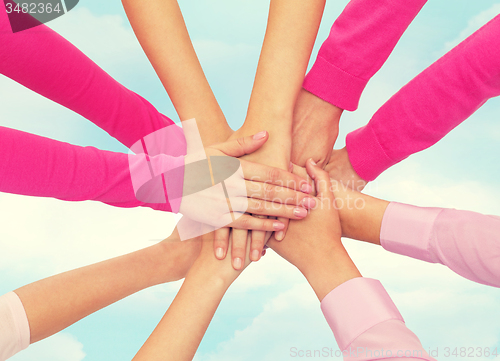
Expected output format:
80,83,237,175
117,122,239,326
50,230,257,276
133,257,232,360
243,0,325,145
122,0,232,145
15,232,194,343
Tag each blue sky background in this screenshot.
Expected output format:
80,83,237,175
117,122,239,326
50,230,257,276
1,0,500,360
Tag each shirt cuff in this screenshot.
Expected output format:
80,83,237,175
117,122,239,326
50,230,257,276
380,202,443,263
345,125,397,182
320,278,404,351
0,292,30,361
303,56,368,112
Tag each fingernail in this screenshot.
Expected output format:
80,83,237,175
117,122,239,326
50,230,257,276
251,250,260,261
301,183,313,193
294,207,308,218
289,162,293,172
309,158,317,166
273,221,285,230
216,247,224,259
233,257,242,270
302,197,316,209
262,249,267,256
253,131,267,140
275,231,284,241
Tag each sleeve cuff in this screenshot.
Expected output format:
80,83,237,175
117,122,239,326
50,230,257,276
380,202,443,263
320,278,404,351
0,292,30,361
345,125,397,182
303,56,368,112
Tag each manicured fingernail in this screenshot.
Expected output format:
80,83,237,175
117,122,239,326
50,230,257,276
262,249,267,256
302,197,316,209
233,257,243,269
294,207,307,218
253,131,267,140
275,231,284,241
301,183,313,193
273,221,285,230
309,158,317,166
216,247,224,259
251,250,260,261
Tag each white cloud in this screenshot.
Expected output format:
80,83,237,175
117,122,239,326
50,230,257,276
441,3,500,53
9,333,85,361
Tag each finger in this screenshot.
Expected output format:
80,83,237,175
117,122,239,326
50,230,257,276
250,217,267,262
245,180,316,207
214,131,268,157
213,227,230,260
241,160,313,194
274,217,289,241
231,228,248,270
246,199,308,219
305,158,333,200
230,213,286,232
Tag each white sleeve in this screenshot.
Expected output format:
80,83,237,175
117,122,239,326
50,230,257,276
0,292,30,361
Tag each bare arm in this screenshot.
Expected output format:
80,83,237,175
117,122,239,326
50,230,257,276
14,231,200,344
133,232,250,361
121,0,232,146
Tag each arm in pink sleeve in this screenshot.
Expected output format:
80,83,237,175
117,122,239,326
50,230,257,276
0,292,30,361
381,202,500,287
0,126,185,213
321,278,434,361
303,0,426,111
0,1,172,148
347,15,500,181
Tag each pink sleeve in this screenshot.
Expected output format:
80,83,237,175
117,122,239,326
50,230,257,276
381,202,500,287
0,4,187,212
0,1,177,149
321,278,434,361
303,0,426,111
0,292,30,361
0,126,185,213
346,15,500,181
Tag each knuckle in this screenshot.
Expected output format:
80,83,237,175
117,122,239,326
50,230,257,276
263,182,275,199
268,168,281,183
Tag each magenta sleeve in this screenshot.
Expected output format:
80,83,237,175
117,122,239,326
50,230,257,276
346,15,500,181
381,203,500,288
320,278,433,361
303,0,426,111
0,126,185,212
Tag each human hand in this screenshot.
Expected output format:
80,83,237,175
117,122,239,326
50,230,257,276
179,131,313,237
324,147,367,191
291,89,342,168
268,159,361,301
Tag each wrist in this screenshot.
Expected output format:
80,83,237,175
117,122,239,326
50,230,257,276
301,245,361,301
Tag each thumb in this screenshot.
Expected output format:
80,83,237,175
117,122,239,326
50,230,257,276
214,131,268,157
305,158,333,200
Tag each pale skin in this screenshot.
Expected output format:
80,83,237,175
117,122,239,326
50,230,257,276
269,159,362,301
133,230,251,361
222,0,326,269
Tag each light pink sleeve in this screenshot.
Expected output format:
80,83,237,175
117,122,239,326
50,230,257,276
303,0,426,111
321,278,434,361
0,3,186,212
0,292,30,361
381,202,500,288
346,15,500,181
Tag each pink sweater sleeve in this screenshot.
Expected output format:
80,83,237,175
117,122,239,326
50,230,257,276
0,3,186,211
381,203,500,288
303,0,426,111
321,278,434,361
346,15,500,181
0,126,185,212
